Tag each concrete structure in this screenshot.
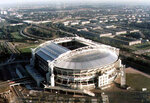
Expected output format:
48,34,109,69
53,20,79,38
128,40,141,46
130,30,140,33
28,37,124,90
70,21,80,26
100,33,113,37
114,36,141,46
116,31,127,35
77,28,88,32
63,21,70,26
121,65,126,87
1,11,7,15
105,25,116,29
81,21,90,25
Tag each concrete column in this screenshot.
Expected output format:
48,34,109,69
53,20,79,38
50,74,55,87
79,83,82,89
30,48,35,66
67,79,69,86
50,63,55,87
46,72,50,83
121,65,126,87
118,59,122,67
48,61,55,87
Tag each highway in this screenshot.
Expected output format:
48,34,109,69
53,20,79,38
20,27,35,40
1,14,75,40
20,25,50,40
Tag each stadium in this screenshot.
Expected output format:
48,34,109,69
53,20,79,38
26,36,124,91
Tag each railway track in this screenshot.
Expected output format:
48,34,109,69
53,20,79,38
11,85,25,103
3,42,20,54
0,81,9,86
0,77,31,87
12,77,31,83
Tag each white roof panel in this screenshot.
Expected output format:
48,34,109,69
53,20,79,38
36,42,70,62
55,49,118,70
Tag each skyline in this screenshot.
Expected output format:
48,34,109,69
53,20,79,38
0,0,150,5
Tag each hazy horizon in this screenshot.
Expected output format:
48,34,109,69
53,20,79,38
0,0,150,8
0,0,150,5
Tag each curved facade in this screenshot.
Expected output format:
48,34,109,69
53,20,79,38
30,37,123,90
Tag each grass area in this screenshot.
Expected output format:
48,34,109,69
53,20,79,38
19,45,38,53
126,73,150,91
129,42,150,51
27,26,54,38
11,32,24,40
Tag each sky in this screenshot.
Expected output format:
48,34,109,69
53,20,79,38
0,0,150,5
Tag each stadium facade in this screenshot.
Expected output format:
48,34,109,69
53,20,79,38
26,37,124,90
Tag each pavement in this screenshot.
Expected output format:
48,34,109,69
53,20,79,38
125,67,150,78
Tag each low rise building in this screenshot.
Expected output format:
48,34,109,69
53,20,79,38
116,31,127,35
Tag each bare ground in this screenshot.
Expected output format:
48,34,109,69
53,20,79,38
125,67,150,78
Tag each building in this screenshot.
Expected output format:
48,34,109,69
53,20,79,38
26,37,124,90
105,25,116,29
1,11,7,15
63,21,70,26
77,28,88,32
115,31,127,35
70,21,80,26
81,21,90,25
100,33,113,37
128,40,141,46
130,30,140,33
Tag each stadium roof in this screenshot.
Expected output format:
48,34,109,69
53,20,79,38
55,49,118,70
34,37,118,70
36,42,70,62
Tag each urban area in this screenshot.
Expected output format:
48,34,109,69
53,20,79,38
0,1,150,103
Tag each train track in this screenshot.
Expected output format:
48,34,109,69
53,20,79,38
10,77,34,103
11,86,21,97
2,42,20,54
0,77,31,87
0,81,9,86
11,85,25,103
13,77,31,83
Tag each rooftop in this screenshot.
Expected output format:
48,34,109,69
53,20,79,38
55,49,118,70
34,37,118,70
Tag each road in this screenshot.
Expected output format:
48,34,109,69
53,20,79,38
20,27,35,40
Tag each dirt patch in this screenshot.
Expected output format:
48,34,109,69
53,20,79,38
126,67,150,78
